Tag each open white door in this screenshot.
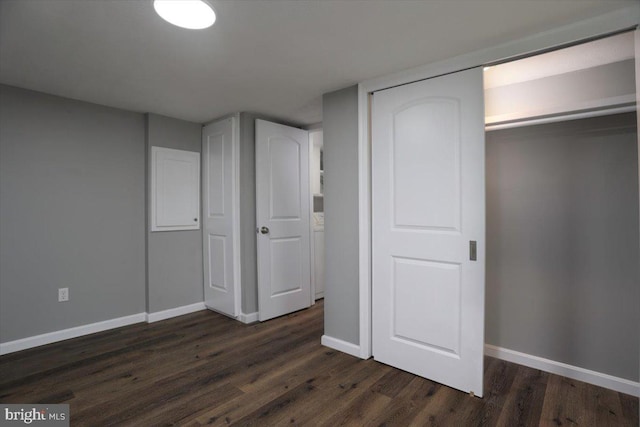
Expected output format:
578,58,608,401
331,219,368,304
256,119,311,321
372,68,486,396
202,117,239,318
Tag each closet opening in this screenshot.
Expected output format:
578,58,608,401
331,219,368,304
483,31,639,387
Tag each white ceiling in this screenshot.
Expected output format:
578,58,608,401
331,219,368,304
0,0,636,125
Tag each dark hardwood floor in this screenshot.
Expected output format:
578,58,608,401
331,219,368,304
1,301,637,426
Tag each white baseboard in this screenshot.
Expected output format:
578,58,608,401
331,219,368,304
485,344,640,397
321,335,361,358
0,302,209,355
146,302,206,323
238,312,259,324
0,313,147,356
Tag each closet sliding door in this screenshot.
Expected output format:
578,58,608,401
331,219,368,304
371,68,486,397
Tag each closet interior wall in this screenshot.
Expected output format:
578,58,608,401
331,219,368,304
484,33,639,383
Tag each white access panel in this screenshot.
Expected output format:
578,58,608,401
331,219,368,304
151,146,200,232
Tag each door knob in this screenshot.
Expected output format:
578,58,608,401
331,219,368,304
260,226,269,234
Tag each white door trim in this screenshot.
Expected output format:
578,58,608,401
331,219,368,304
231,114,242,318
357,6,639,360
308,130,317,306
636,29,640,398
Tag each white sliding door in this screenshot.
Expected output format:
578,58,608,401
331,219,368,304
371,68,486,396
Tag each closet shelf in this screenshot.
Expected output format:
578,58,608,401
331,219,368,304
485,99,636,132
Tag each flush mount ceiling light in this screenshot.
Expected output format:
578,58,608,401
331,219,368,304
153,0,216,30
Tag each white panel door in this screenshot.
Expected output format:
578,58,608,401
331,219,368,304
256,120,311,321
202,117,239,318
372,68,485,396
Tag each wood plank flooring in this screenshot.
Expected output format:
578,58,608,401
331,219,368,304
1,301,637,426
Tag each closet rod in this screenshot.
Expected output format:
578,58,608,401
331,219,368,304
485,103,637,132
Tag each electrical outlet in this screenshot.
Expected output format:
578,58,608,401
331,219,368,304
58,287,69,302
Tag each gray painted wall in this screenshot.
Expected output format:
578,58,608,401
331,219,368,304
485,113,639,381
238,113,259,314
322,85,360,345
146,113,204,313
0,85,146,342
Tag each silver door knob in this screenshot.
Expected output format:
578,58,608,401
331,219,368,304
260,226,269,234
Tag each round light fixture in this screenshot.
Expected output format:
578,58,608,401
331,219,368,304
153,0,216,30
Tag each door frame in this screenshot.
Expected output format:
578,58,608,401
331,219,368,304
308,128,323,306
356,7,639,360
